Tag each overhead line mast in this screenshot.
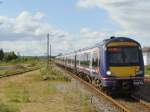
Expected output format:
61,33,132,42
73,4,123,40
47,33,50,70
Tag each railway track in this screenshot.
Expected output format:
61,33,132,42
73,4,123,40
144,77,150,82
0,67,40,79
58,65,150,112
114,95,150,112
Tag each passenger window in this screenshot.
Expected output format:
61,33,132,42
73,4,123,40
92,52,98,67
76,55,80,66
80,52,90,66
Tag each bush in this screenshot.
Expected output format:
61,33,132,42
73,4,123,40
145,65,150,75
41,68,71,82
0,103,19,112
0,49,4,61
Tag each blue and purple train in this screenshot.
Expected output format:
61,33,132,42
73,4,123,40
56,37,144,93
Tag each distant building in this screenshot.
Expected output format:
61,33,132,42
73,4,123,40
143,47,150,66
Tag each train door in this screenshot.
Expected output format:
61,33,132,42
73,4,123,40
79,52,91,75
89,52,93,76
76,54,80,72
91,51,99,78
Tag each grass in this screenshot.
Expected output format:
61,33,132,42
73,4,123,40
81,94,90,112
0,58,40,66
0,66,97,112
0,103,19,112
0,67,25,76
40,67,71,82
145,65,150,75
64,91,90,112
0,66,38,76
0,59,42,76
5,82,30,103
63,86,98,112
0,70,58,112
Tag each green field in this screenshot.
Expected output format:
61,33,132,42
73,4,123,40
0,57,40,66
145,65,150,76
0,67,96,112
0,58,42,76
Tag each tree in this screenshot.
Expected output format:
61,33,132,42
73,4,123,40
4,51,18,61
0,49,4,61
57,53,63,56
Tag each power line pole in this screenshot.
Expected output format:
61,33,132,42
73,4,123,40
50,43,52,68
47,33,50,70
49,33,53,69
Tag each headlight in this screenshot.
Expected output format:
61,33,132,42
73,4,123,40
136,71,144,75
107,71,112,76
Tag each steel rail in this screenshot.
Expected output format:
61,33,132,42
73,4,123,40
144,77,150,82
131,95,150,109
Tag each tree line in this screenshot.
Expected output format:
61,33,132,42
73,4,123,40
0,49,18,61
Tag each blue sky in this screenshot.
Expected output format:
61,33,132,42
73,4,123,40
0,0,120,32
0,0,150,55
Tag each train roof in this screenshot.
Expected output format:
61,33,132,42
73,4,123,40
103,37,141,46
77,37,141,50
57,37,141,57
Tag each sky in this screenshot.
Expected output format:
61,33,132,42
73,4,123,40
0,0,150,56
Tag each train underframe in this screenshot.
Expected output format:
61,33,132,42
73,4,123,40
91,76,144,95
81,73,144,95
56,63,144,95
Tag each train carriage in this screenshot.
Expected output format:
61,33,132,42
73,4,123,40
56,37,144,93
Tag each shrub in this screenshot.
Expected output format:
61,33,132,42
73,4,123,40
0,103,19,112
41,68,71,82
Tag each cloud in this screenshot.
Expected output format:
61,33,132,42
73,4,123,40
80,27,108,39
0,40,45,56
0,11,113,55
77,0,150,45
77,0,101,8
74,27,111,49
0,11,69,41
0,11,73,55
0,9,133,56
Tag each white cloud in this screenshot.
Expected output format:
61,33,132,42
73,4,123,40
0,11,73,56
74,27,111,49
0,11,112,56
77,0,150,45
33,11,45,20
77,0,101,8
0,11,69,40
80,27,108,39
0,40,45,56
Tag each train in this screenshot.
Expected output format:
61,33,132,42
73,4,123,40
56,37,144,94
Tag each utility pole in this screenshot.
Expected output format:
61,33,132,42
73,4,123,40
47,33,50,70
49,33,53,69
50,43,52,68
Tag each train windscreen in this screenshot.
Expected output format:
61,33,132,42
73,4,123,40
107,46,140,66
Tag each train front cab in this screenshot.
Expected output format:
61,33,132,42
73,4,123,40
100,38,144,93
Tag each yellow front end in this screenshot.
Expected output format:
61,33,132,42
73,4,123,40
109,66,140,77
107,41,140,78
